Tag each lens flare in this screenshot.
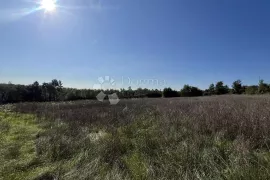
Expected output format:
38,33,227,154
40,0,56,12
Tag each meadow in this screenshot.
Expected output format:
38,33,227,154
1,95,270,180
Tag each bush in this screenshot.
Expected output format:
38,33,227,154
163,88,179,98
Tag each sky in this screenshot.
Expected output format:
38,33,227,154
0,0,270,90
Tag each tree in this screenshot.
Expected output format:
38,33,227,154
245,85,258,95
232,80,243,94
215,81,229,95
208,83,215,95
31,81,42,101
134,88,146,98
163,88,179,98
2,78,270,103
180,85,203,97
51,79,59,87
42,83,49,101
146,90,162,98
258,80,269,94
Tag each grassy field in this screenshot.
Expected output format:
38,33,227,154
1,95,270,179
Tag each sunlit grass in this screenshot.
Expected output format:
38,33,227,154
0,112,39,179
2,96,270,179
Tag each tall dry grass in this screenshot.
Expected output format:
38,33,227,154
10,95,270,179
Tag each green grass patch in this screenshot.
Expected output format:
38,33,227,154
0,112,55,180
123,152,148,180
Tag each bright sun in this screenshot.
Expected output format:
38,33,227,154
41,0,56,12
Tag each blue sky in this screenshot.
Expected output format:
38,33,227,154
0,0,270,90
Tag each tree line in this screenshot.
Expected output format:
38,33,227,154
0,79,269,104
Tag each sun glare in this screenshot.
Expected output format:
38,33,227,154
41,0,56,12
